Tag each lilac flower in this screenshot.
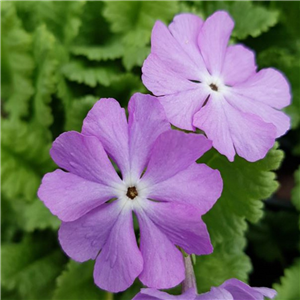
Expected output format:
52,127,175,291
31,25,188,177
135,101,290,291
133,279,277,300
142,11,291,162
38,93,223,293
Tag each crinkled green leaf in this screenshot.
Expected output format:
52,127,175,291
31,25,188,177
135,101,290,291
274,259,300,300
103,1,179,34
1,235,66,300
195,235,252,293
199,144,283,243
53,261,108,300
194,145,283,292
103,1,179,70
203,1,279,40
65,95,98,131
32,25,58,127
1,119,53,202
71,39,124,61
62,61,121,87
1,2,34,119
23,199,61,232
258,47,300,129
15,1,84,45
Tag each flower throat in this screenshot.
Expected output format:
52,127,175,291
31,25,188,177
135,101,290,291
126,186,138,200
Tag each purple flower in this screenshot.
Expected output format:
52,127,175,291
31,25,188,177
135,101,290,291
38,93,223,293
142,11,291,162
133,279,277,300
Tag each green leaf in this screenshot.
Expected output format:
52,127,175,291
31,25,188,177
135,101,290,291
203,1,279,40
199,144,283,243
65,95,98,131
103,1,179,34
195,235,252,293
71,39,124,61
32,24,59,127
15,1,84,45
1,234,66,300
53,261,109,300
1,2,34,119
195,144,283,292
23,199,61,232
274,259,300,300
62,61,121,87
1,119,53,202
103,1,179,70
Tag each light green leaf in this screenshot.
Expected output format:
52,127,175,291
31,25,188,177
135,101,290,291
203,1,279,40
23,199,60,232
1,235,66,300
195,144,283,292
71,39,124,61
62,61,121,87
103,1,179,34
103,1,179,70
53,261,109,300
199,144,283,243
1,119,53,202
32,24,59,127
274,259,300,300
65,95,98,131
1,2,34,119
195,235,252,293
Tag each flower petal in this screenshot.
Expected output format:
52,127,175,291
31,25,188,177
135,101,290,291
252,288,277,299
93,206,143,293
233,68,291,109
193,94,236,162
168,14,208,77
151,20,204,81
38,170,116,222
128,93,170,182
82,98,130,177
149,163,222,215
142,53,199,96
193,95,276,162
143,130,212,184
50,131,120,186
198,11,234,76
196,287,233,300
222,45,256,86
133,288,197,300
158,87,209,131
58,201,122,261
220,279,277,300
136,209,185,289
227,90,290,137
142,200,213,255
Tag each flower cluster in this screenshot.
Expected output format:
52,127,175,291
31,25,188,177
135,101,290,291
38,10,288,299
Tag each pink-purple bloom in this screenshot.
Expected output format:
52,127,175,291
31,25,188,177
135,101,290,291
133,279,277,300
38,93,222,293
142,11,291,162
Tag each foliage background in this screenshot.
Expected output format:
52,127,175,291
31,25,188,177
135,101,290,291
1,1,299,300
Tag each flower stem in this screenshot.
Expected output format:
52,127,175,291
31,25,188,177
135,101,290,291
182,255,197,293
